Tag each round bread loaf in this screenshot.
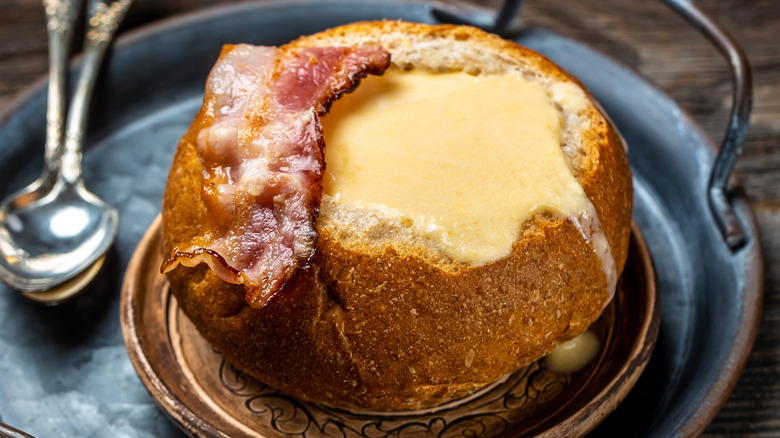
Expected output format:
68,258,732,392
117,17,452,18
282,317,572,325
161,21,632,410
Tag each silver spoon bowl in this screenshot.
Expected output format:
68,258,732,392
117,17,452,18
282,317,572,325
0,0,132,294
0,178,117,292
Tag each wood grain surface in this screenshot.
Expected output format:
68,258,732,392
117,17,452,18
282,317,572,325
1,0,778,436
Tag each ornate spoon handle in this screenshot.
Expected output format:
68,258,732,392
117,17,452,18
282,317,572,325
41,0,81,178
61,0,134,185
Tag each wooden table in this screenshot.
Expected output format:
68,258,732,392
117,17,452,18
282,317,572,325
1,0,777,436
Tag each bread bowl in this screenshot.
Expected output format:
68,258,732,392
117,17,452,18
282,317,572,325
161,20,632,410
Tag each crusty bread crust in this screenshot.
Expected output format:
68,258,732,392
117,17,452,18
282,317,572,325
161,21,632,410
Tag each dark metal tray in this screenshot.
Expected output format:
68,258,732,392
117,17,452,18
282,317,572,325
0,1,762,437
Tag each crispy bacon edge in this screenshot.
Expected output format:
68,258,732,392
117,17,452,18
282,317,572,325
160,44,391,309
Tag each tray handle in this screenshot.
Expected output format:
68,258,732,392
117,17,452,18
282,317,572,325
431,0,524,33
433,0,753,251
662,0,752,249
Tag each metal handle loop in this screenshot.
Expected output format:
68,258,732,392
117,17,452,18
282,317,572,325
434,0,753,250
432,0,524,34
662,0,752,249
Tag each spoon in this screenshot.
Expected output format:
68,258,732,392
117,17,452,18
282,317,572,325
20,255,107,305
0,0,133,293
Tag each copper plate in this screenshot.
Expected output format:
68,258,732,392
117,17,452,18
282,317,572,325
121,216,659,438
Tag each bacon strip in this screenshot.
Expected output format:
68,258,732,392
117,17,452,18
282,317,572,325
161,43,390,309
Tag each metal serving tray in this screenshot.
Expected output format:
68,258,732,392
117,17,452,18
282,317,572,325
0,1,761,436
